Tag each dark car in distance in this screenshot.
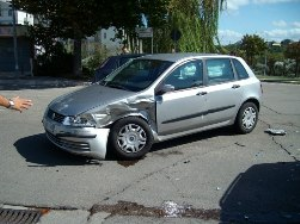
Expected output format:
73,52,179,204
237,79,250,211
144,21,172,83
94,54,145,82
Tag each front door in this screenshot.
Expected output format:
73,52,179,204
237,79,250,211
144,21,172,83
156,60,208,135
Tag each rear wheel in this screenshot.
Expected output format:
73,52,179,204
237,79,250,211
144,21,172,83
235,102,258,134
109,117,153,159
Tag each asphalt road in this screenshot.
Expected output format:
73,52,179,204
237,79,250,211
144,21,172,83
0,79,299,223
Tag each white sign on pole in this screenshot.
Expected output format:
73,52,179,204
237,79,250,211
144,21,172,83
135,27,153,38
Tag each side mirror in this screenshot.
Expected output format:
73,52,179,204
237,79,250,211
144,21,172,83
157,84,175,95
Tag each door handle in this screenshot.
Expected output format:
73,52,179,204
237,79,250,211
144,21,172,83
232,84,240,89
197,91,207,96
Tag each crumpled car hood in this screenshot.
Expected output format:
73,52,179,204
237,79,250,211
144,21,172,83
49,84,135,116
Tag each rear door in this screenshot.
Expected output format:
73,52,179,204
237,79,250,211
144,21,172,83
202,58,243,125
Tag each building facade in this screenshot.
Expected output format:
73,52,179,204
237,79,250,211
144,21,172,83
0,0,124,75
82,27,123,58
0,0,33,74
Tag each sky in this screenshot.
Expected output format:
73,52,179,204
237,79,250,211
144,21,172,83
218,0,300,45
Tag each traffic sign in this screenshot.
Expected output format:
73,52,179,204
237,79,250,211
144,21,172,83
135,27,153,38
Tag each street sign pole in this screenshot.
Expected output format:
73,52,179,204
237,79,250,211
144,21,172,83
151,36,153,54
12,0,19,76
135,27,153,54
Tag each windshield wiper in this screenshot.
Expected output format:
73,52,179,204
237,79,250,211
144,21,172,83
106,82,129,91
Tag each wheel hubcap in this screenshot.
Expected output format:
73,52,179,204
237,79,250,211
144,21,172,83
117,124,147,153
242,107,257,130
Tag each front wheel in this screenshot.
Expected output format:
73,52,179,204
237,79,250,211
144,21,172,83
235,102,258,134
109,117,154,160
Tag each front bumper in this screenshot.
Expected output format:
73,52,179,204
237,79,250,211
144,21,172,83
43,117,110,159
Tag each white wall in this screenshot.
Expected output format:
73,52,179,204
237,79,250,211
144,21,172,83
16,11,34,25
0,0,34,25
98,27,122,54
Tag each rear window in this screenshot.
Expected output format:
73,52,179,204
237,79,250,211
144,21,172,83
232,59,249,79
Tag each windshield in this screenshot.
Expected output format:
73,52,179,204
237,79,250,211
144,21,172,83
102,59,173,92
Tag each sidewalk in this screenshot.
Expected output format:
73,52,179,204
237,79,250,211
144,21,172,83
0,205,110,224
0,204,219,224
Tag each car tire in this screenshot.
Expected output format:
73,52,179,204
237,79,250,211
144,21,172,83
235,102,258,134
109,117,154,160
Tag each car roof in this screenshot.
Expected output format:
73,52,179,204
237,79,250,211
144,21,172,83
139,53,235,62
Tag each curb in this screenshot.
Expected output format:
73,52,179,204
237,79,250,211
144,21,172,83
0,76,90,90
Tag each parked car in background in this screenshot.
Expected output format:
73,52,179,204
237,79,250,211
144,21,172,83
43,53,263,160
94,54,145,82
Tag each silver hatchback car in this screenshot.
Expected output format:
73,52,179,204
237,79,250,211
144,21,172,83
43,53,262,160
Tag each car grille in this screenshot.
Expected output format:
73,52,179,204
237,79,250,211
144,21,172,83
47,109,65,123
46,131,91,151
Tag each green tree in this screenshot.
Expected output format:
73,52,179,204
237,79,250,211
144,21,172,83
139,0,171,53
266,52,284,76
281,39,294,48
240,34,267,67
167,0,226,52
137,0,226,53
13,0,226,74
112,0,170,54
285,41,300,77
140,0,170,28
13,0,144,75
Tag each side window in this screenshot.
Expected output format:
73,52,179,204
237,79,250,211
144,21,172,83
164,61,203,90
233,59,249,79
206,59,234,84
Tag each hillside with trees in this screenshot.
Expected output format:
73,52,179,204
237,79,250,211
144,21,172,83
224,35,300,78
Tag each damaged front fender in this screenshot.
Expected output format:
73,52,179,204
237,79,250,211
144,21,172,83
92,94,157,134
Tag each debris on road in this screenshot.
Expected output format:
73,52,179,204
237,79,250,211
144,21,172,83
265,128,287,136
235,142,246,147
162,201,186,218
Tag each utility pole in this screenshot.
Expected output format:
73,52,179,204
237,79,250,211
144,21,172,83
12,0,19,76
264,51,267,76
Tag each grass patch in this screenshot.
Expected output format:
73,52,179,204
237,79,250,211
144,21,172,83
257,75,300,84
